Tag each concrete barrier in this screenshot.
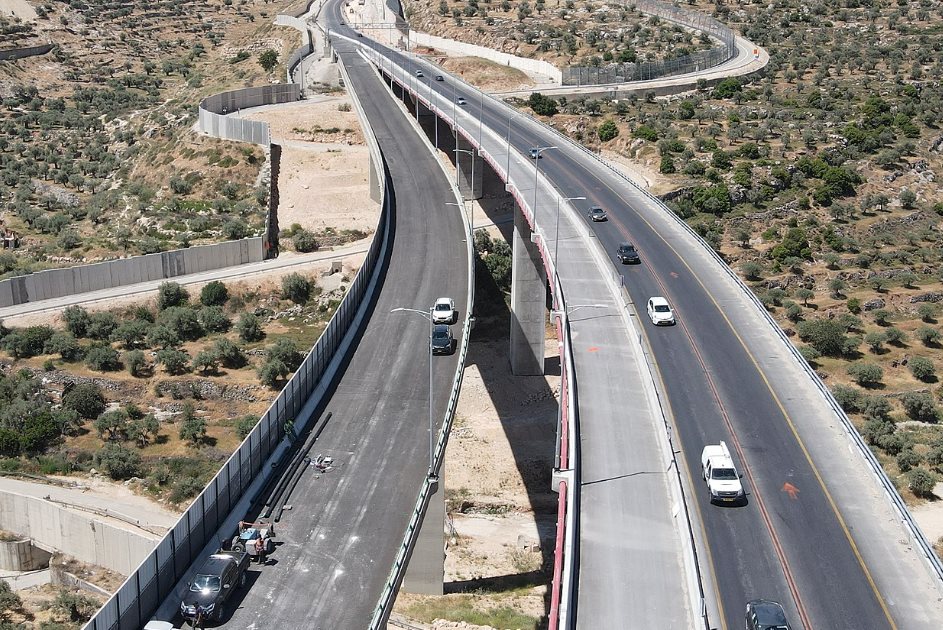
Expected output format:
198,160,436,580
409,31,562,84
0,238,264,308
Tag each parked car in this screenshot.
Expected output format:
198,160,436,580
646,296,675,326
435,74,444,81
617,242,640,264
588,206,608,222
745,599,791,630
456,96,467,106
179,550,249,624
529,148,541,159
431,324,454,355
432,297,457,325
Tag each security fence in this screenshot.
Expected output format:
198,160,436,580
198,84,301,146
562,0,736,86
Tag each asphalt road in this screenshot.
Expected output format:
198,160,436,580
209,20,470,630
350,42,943,630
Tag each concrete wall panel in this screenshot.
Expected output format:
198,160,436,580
0,281,13,307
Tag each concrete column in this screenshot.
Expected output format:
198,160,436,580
402,477,444,595
456,136,483,200
510,206,546,375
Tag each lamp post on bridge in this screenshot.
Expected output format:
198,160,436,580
390,306,436,479
530,146,558,233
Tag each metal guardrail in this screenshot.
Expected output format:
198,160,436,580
512,73,943,590
82,35,395,630
562,0,736,86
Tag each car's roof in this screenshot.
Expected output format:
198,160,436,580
589,205,603,210
619,242,635,249
433,324,450,332
434,297,452,305
198,555,232,573
749,599,788,624
649,296,669,306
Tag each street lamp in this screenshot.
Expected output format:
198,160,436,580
531,146,558,232
390,306,436,479
554,195,585,272
454,147,476,203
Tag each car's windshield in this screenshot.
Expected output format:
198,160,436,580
191,575,220,592
435,303,450,311
654,305,671,313
433,330,449,340
712,467,737,480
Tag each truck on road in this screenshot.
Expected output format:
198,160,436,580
701,442,745,504
180,550,249,625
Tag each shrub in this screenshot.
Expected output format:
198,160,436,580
129,414,160,448
918,303,938,322
112,320,150,349
235,415,258,439
94,409,129,441
178,403,206,445
85,344,121,372
740,261,763,280
222,218,249,240
293,229,319,253
916,326,941,346
909,356,935,381
862,417,895,445
171,476,205,504
2,326,54,358
864,331,886,353
86,312,118,340
832,384,865,413
157,282,189,310
213,338,246,368
62,305,91,337
200,281,229,306
884,327,907,345
863,396,893,422
597,119,619,142
259,359,288,388
784,302,802,323
897,449,923,473
62,383,106,419
901,392,938,423
126,350,147,377
158,306,204,341
44,331,82,361
846,362,883,386
267,338,302,371
147,324,180,349
198,306,231,333
908,468,936,497
527,92,558,116
52,590,100,622
237,313,264,342
97,443,143,480
193,349,220,375
796,319,849,357
157,348,190,375
281,273,311,304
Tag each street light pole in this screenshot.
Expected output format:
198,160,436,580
555,195,585,272
531,145,558,232
390,306,436,478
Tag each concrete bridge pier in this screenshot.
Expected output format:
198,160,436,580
455,135,483,200
402,477,444,595
510,206,546,375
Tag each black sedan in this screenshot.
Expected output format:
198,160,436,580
617,242,640,264
431,324,454,355
588,206,608,222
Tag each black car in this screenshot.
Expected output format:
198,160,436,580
180,551,249,624
588,206,608,222
431,324,454,355
617,242,640,264
745,599,791,630
435,74,444,81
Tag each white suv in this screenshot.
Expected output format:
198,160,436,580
432,297,456,324
646,296,675,326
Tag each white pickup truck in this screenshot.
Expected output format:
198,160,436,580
701,442,745,504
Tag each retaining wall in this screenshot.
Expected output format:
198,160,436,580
0,43,54,61
198,84,300,145
409,31,562,84
0,238,263,308
0,490,157,576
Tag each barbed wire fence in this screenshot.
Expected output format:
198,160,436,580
561,0,736,86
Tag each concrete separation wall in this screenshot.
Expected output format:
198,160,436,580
198,84,300,146
0,43,55,61
409,31,562,84
0,238,264,308
0,489,158,576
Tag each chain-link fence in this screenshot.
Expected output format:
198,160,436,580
562,0,736,86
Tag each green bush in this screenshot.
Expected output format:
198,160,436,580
901,392,938,423
97,443,143,480
85,344,121,372
157,282,189,310
2,326,54,358
259,359,288,388
158,306,204,341
235,415,257,439
200,281,229,306
193,349,220,374
178,403,206,445
832,384,865,413
846,361,883,386
597,119,619,142
94,409,129,441
916,326,941,346
237,313,264,342
147,324,180,349
222,218,249,240
909,356,935,381
62,305,91,337
796,319,849,357
157,348,190,375
129,414,160,447
884,327,907,345
112,320,150,349
908,468,936,497
281,273,311,304
293,229,319,253
62,383,106,419
86,312,118,340
126,350,147,377
44,331,83,361
213,338,246,368
527,92,558,116
198,306,231,333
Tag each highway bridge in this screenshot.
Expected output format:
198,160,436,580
83,1,943,628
